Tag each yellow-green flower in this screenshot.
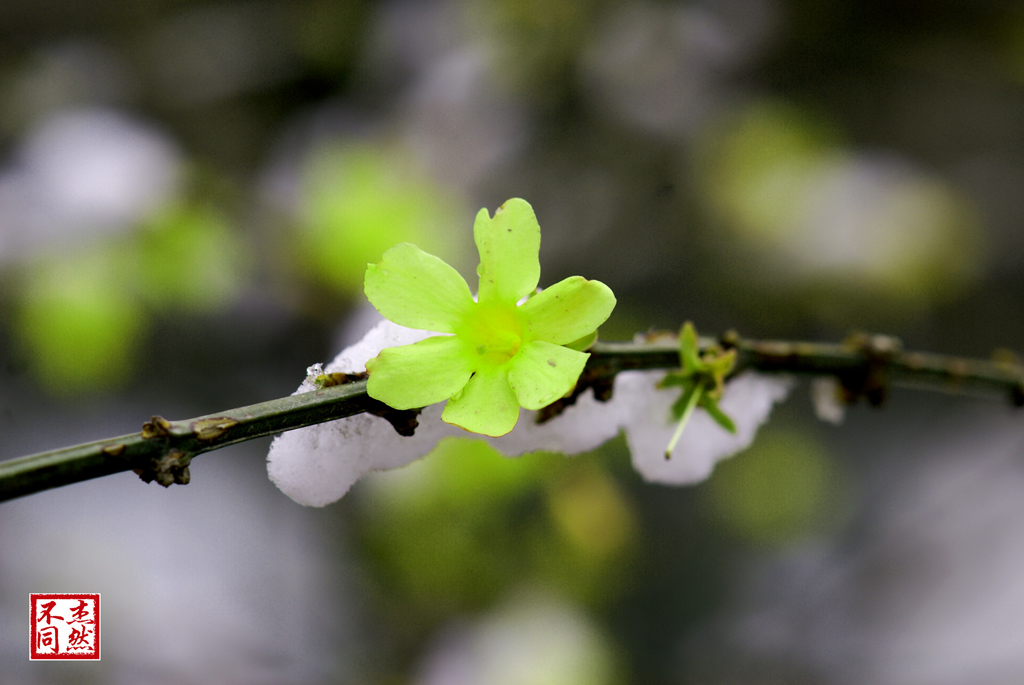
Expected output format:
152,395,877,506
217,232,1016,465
364,198,616,437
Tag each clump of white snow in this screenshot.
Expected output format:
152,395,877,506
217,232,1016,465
267,318,793,506
619,369,794,485
811,376,847,425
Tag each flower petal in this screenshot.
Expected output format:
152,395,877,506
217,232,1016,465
474,199,540,305
366,335,474,409
442,366,520,436
518,276,616,345
365,242,474,333
507,341,589,410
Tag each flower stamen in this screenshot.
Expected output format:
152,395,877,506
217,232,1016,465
461,302,523,365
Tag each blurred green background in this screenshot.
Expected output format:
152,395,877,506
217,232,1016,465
2,0,1024,683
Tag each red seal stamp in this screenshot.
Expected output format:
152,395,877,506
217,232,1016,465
29,593,100,660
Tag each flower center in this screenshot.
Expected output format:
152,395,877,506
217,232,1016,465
460,301,523,366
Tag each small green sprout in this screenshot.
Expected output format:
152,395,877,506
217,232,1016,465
363,198,616,437
660,322,738,459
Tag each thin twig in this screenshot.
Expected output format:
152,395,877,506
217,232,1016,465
2,331,1022,503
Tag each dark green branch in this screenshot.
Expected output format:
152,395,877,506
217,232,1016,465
0,380,380,502
2,332,1022,503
